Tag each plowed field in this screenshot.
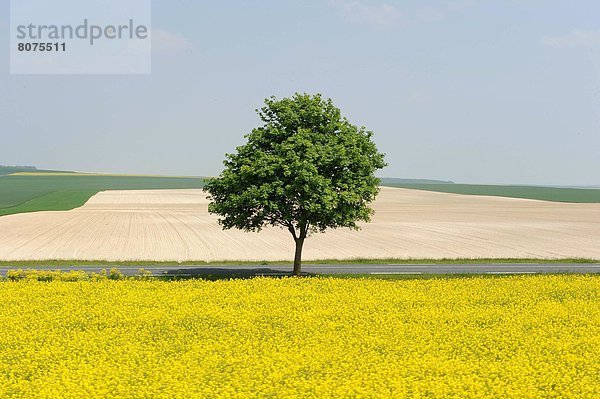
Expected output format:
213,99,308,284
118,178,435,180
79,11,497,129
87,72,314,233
0,188,598,261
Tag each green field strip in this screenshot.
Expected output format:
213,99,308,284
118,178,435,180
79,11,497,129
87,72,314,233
381,183,600,203
0,258,597,268
0,174,207,216
0,190,100,217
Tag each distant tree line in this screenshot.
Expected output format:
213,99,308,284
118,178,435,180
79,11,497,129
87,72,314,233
379,177,454,185
0,165,37,170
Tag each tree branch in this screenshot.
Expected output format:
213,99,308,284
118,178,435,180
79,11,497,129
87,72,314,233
299,221,308,239
287,224,298,241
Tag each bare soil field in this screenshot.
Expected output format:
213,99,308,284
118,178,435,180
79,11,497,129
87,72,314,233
0,188,598,261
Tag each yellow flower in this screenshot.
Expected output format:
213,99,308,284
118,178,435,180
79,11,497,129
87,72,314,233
0,275,597,398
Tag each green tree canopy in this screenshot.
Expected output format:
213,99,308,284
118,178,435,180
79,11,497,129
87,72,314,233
204,93,386,275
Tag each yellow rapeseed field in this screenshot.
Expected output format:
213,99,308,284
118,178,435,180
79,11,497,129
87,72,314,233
0,275,598,398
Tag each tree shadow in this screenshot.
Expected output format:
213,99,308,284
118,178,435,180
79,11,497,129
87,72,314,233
159,267,313,281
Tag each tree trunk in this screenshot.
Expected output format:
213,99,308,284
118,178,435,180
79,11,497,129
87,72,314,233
293,237,304,276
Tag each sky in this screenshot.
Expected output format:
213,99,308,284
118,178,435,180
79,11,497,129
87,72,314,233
0,0,599,185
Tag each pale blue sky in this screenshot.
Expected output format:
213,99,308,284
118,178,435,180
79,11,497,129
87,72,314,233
1,0,599,185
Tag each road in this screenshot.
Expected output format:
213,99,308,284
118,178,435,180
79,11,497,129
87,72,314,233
1,263,599,277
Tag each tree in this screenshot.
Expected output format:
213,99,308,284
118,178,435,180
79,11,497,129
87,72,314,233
204,93,387,276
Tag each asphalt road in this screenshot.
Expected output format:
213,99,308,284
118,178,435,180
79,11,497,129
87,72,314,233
1,263,599,277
